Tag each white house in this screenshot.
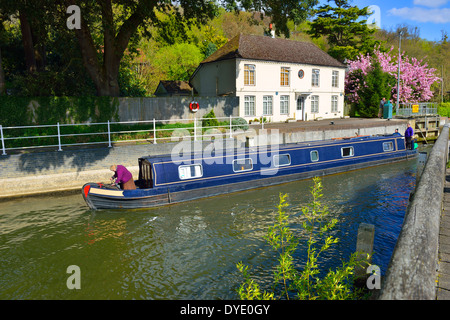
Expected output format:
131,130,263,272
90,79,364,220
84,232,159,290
190,34,346,122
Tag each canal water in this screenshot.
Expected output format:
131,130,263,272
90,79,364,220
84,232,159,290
0,158,419,299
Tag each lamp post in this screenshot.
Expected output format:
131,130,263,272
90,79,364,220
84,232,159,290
397,31,403,115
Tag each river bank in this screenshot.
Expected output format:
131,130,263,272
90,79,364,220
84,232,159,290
0,118,408,199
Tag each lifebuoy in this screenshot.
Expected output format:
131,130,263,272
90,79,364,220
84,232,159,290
189,101,199,112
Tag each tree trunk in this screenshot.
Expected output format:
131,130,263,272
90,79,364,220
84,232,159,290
96,71,120,96
66,0,147,96
19,10,37,74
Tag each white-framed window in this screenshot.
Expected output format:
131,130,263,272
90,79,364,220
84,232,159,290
233,158,253,172
312,69,320,87
244,95,255,116
332,70,339,88
280,67,290,86
280,95,289,114
341,146,354,157
273,154,291,167
311,95,319,113
263,95,273,115
179,164,203,180
244,64,255,86
383,141,394,151
331,95,338,113
310,150,319,162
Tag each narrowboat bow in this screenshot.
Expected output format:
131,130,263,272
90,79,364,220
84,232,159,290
82,133,417,210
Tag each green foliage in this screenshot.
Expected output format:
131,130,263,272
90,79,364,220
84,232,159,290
0,96,119,127
237,177,368,300
438,102,450,117
0,96,28,126
201,109,219,129
10,69,97,97
118,65,147,97
221,0,318,38
198,26,228,58
264,193,298,300
307,0,379,61
351,61,396,118
153,43,204,81
2,0,448,99
231,117,249,131
236,262,275,300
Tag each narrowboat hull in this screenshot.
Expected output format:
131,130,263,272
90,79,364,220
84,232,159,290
82,135,417,210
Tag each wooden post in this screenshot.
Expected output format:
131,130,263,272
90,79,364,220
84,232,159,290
354,223,375,287
417,151,428,181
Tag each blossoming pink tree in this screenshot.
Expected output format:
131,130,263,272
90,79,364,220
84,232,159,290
345,47,441,105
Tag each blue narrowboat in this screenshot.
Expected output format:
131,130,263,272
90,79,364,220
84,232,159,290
82,133,417,210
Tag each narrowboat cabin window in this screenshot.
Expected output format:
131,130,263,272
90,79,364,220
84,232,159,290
233,158,253,172
341,146,354,157
179,164,203,180
310,150,319,162
383,141,394,151
273,154,291,167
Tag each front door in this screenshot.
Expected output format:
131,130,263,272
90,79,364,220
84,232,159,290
296,97,305,120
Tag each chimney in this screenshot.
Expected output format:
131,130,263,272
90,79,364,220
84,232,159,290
269,23,275,38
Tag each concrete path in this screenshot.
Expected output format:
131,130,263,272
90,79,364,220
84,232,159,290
437,167,450,299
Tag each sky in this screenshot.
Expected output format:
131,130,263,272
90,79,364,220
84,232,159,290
318,0,450,42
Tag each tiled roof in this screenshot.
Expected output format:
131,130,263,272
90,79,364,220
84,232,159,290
154,80,193,96
201,33,345,68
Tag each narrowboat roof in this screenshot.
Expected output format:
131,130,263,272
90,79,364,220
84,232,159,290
139,134,402,163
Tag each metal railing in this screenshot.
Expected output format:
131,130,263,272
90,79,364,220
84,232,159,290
397,102,438,117
0,116,250,155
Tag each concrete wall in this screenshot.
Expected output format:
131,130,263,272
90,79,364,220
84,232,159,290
281,123,407,144
117,96,239,122
379,124,450,299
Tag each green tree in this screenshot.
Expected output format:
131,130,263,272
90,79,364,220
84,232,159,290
0,21,7,95
202,109,219,130
198,25,228,58
64,0,318,96
0,0,99,96
307,0,379,62
1,1,318,96
237,177,368,300
348,61,396,118
153,43,203,81
225,0,318,38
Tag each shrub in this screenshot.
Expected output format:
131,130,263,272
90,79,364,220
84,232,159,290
438,102,450,117
202,109,219,129
236,177,369,300
231,117,249,131
352,61,396,118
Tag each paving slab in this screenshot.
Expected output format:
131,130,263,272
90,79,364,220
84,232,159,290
437,168,450,299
